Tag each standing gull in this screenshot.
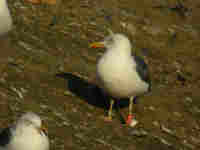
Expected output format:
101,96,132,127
0,112,49,150
90,30,151,126
0,0,12,36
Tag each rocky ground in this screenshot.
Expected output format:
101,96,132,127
0,0,200,149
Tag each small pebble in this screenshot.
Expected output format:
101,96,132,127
185,97,193,103
173,111,182,117
161,125,174,135
190,136,200,145
182,140,196,149
129,118,138,127
153,135,172,146
64,90,73,96
149,106,156,111
192,106,200,114
152,121,160,127
130,129,148,137
160,138,172,146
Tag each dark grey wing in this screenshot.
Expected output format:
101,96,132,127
0,127,12,147
134,55,151,91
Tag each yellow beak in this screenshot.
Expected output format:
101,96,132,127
89,42,105,48
39,123,48,135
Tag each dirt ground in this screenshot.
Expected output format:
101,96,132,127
0,0,200,150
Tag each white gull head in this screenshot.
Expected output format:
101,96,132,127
5,112,49,150
102,31,132,55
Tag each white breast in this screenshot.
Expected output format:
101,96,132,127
7,126,49,150
97,52,149,98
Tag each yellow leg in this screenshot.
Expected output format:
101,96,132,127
126,96,135,124
127,96,138,127
129,96,134,115
108,99,115,120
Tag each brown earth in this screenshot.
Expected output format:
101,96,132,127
0,0,200,150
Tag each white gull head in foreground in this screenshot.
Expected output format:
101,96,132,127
0,0,12,36
0,112,49,150
90,29,151,127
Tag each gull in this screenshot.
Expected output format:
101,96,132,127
90,30,151,127
0,0,12,36
0,112,49,150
